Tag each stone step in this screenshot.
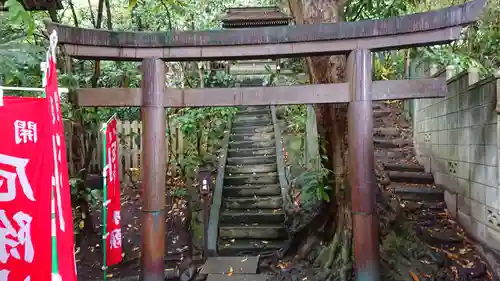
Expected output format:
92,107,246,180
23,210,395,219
228,140,275,149
373,138,412,148
224,172,278,186
238,106,270,113
234,114,271,122
373,127,401,137
374,149,405,159
219,225,287,240
220,209,285,225
227,155,276,166
392,185,444,201
373,110,392,118
228,147,275,158
226,163,277,174
383,162,425,173
416,227,463,247
206,274,267,281
237,108,270,115
401,201,446,212
201,256,259,274
233,119,272,127
223,196,283,210
222,184,281,197
388,171,434,184
230,132,274,142
231,125,273,134
218,239,285,256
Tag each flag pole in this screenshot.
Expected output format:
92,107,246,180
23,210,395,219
44,31,62,281
101,122,108,281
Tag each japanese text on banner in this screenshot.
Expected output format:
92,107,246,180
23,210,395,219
105,118,122,266
45,57,77,281
0,97,52,281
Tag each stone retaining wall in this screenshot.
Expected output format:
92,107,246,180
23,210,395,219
412,65,500,253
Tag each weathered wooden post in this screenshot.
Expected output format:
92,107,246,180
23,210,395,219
347,49,380,281
140,58,166,281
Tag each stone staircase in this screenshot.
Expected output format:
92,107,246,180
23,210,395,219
373,102,488,278
217,106,287,256
372,102,444,203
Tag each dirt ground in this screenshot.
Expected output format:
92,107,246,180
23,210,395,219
75,182,192,281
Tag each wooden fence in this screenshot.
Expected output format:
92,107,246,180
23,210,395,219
64,120,185,183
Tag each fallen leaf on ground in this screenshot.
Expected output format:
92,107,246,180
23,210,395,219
409,271,419,281
420,272,431,278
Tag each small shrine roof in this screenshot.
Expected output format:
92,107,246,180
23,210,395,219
222,6,290,28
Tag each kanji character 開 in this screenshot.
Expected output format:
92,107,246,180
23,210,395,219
0,210,34,264
0,154,35,202
14,121,37,145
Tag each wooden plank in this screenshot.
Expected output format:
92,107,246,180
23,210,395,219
76,78,446,107
200,256,260,274
372,78,447,101
123,121,131,179
206,274,267,281
46,1,484,48
76,84,349,106
131,121,140,171
169,84,349,106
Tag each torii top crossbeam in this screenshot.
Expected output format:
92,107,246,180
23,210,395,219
45,0,486,61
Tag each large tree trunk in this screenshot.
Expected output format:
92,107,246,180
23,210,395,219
288,0,347,174
286,0,352,279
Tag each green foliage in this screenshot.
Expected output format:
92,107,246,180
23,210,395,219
0,22,43,86
345,0,418,21
5,0,36,35
373,51,408,80
69,178,102,207
295,167,332,206
170,187,188,198
418,0,500,73
69,177,102,234
282,105,307,134
169,106,237,175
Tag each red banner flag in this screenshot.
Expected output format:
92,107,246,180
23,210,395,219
105,118,122,266
0,96,52,281
45,57,77,281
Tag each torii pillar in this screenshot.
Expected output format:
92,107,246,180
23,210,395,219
347,49,380,281
140,57,166,281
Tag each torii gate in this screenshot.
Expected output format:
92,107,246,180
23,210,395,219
46,1,486,280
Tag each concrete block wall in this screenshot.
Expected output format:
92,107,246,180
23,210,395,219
413,66,500,252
